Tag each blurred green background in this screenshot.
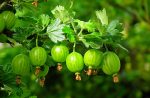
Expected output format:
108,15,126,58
0,0,150,98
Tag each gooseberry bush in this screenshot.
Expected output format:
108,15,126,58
0,0,127,97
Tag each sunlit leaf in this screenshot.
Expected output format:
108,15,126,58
107,20,123,34
51,5,73,23
79,32,103,49
63,26,75,42
96,8,108,26
39,14,50,29
75,19,96,32
47,19,65,43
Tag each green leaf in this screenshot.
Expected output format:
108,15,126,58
79,32,103,49
107,20,119,32
93,18,106,34
102,35,121,45
38,14,50,29
13,86,23,97
12,17,36,37
15,7,29,17
42,39,54,51
75,19,96,32
45,55,56,67
63,26,75,42
0,64,16,88
29,96,37,98
80,38,101,49
47,19,65,43
0,34,8,43
15,2,37,18
106,20,123,35
84,21,96,32
96,8,108,26
3,64,13,73
83,32,102,39
115,44,129,52
51,5,73,23
12,0,33,3
74,19,85,29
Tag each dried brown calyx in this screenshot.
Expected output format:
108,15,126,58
16,75,21,85
35,67,41,76
75,72,81,81
32,0,38,7
39,77,45,87
92,69,98,75
57,63,62,71
86,68,92,76
85,68,98,76
113,74,119,83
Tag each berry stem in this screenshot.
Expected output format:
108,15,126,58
73,42,76,52
77,28,83,36
71,22,77,34
104,44,108,51
36,34,38,47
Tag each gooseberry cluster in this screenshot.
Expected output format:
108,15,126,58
12,43,121,87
